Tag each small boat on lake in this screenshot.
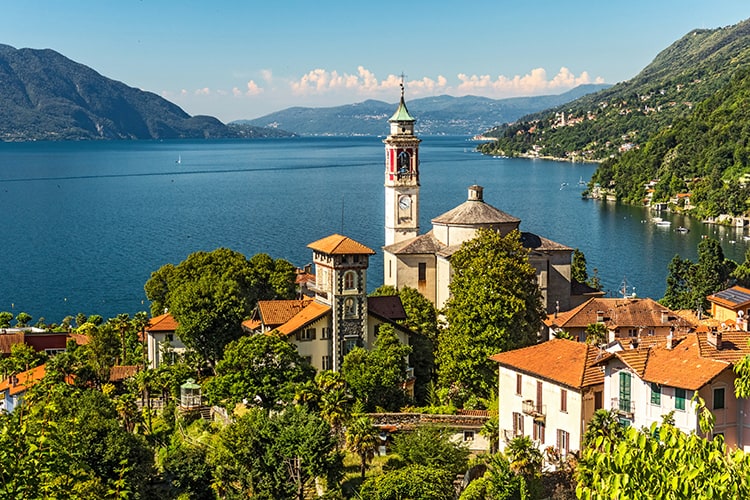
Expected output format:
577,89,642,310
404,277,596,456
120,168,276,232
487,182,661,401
655,220,672,227
676,227,689,233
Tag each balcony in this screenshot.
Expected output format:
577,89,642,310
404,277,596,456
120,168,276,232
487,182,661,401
522,400,546,420
611,397,635,417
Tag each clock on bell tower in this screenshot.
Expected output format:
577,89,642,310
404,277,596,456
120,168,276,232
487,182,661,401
384,80,421,246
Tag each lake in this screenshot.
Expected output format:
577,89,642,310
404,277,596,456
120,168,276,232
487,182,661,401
1,136,747,324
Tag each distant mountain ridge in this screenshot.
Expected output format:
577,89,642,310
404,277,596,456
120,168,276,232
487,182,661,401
237,84,611,136
0,44,292,141
480,18,750,161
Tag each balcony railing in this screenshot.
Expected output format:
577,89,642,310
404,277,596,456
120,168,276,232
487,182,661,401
611,397,635,416
522,400,546,418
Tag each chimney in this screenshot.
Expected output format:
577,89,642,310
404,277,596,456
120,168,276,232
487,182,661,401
661,310,669,323
707,329,723,350
666,332,674,350
596,310,604,323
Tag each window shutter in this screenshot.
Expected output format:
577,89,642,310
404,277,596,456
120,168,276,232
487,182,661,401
312,328,316,340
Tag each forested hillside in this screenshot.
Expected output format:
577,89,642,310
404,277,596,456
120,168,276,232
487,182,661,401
479,19,750,166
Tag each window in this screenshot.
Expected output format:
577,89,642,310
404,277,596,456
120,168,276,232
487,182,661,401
516,374,522,396
299,328,316,341
512,412,524,436
675,388,686,410
388,260,392,278
536,381,543,408
418,262,427,282
166,333,174,342
463,431,474,442
714,387,725,410
533,420,545,443
322,355,332,371
44,348,66,356
560,389,568,413
320,327,331,339
619,372,632,412
594,390,603,410
344,271,356,290
344,298,356,317
650,383,661,405
557,429,570,454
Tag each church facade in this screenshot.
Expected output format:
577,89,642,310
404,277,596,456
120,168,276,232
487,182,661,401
382,90,582,314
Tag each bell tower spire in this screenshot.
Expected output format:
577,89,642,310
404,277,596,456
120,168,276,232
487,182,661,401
384,78,421,246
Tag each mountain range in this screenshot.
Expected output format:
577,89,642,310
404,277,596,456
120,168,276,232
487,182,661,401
0,44,293,141
236,85,610,136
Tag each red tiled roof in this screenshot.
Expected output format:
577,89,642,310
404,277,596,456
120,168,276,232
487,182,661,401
490,339,605,389
257,299,312,327
307,234,375,255
145,312,178,332
545,297,691,331
241,318,262,331
276,302,331,336
0,364,47,396
707,286,750,310
0,333,24,354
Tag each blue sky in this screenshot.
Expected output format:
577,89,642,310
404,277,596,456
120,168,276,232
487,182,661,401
2,1,748,122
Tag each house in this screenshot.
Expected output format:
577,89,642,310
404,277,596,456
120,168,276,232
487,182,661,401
490,339,605,456
598,331,750,450
144,312,185,369
544,296,694,344
380,88,584,314
0,364,74,413
243,234,414,375
0,328,74,357
707,285,750,330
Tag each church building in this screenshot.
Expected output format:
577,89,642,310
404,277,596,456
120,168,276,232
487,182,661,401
382,87,585,313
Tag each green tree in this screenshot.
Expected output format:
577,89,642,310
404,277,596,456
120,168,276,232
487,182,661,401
732,248,750,288
391,425,470,477
438,229,545,400
584,322,608,345
459,453,525,500
345,416,379,480
661,254,696,310
144,248,296,368
204,333,314,411
572,248,589,285
360,464,455,500
342,324,412,412
576,421,750,499
211,406,341,499
14,312,32,327
691,237,735,312
0,311,13,328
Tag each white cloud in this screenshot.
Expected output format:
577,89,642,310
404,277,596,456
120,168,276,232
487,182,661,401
195,87,211,96
260,69,273,83
456,67,602,96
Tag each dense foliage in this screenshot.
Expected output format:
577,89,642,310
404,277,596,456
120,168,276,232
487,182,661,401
437,229,545,401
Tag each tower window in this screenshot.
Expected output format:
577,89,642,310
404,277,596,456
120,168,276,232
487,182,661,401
344,271,356,290
344,298,356,317
397,151,410,176
418,263,426,283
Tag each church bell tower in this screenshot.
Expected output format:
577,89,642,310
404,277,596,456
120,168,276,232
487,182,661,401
384,81,421,246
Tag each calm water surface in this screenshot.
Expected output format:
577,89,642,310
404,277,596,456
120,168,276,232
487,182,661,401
1,137,747,323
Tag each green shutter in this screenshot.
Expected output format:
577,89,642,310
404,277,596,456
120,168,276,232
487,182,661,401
619,371,632,412
650,383,661,405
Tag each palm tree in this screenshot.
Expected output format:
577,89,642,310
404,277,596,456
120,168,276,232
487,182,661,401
480,415,500,454
582,409,624,449
345,416,379,479
505,435,543,478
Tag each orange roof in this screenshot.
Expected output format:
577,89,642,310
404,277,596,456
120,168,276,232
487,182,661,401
545,297,692,331
640,335,729,390
276,301,331,336
257,299,312,327
490,339,605,389
69,333,90,345
307,234,375,255
696,330,750,364
241,318,262,331
0,364,47,396
145,312,179,332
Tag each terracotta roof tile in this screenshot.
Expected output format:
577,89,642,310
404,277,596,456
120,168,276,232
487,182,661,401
241,318,262,331
546,297,692,331
490,339,605,389
145,312,179,332
276,302,331,336
696,330,750,363
307,234,375,255
617,349,649,377
0,364,46,396
257,299,313,327
0,333,24,354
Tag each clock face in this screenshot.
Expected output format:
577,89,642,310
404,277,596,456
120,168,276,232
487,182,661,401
399,195,411,210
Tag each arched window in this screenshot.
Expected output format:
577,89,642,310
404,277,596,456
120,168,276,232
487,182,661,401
344,298,356,317
344,271,356,290
397,151,410,176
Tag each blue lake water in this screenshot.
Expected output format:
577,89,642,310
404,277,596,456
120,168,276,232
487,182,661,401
1,136,748,324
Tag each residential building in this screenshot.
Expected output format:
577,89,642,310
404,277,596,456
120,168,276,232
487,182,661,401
490,339,605,456
599,331,750,451
243,234,414,375
707,285,750,329
0,328,74,357
544,296,695,344
144,312,185,369
381,89,585,314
